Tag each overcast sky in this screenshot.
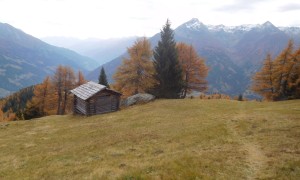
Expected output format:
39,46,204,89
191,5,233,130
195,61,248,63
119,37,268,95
0,0,299,39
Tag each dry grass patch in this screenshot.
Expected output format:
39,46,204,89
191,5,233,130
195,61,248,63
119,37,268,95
0,99,299,179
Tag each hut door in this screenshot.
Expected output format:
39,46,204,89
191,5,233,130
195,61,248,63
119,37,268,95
96,95,112,114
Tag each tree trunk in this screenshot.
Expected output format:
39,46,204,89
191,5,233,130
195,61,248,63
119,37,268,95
57,86,62,115
182,72,189,98
61,90,68,115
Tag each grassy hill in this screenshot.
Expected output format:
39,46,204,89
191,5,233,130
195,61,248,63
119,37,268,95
0,99,299,179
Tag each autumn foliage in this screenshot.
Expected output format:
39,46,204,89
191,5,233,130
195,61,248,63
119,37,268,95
25,76,53,118
77,70,87,86
0,105,16,122
177,42,209,98
23,66,86,119
113,37,156,97
252,40,300,100
113,21,209,99
252,54,275,100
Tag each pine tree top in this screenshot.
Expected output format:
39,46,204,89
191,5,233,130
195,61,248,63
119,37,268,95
99,67,109,88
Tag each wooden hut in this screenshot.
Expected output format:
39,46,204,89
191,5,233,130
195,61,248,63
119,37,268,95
70,81,122,116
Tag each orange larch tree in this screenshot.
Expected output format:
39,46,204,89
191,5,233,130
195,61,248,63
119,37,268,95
272,40,295,99
25,65,77,118
25,76,52,118
287,47,300,98
0,108,4,122
52,65,76,115
176,42,209,98
52,65,64,114
61,66,75,115
77,70,86,86
113,37,156,97
251,53,275,100
252,40,300,100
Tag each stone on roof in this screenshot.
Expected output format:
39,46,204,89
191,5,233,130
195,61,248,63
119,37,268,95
70,81,106,100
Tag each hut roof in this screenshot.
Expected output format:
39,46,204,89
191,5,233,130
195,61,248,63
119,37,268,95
70,81,107,100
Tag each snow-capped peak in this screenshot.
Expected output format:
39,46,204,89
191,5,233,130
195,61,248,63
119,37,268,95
259,21,278,31
183,19,300,35
262,21,274,27
207,24,259,33
206,21,280,33
184,18,207,30
278,26,300,35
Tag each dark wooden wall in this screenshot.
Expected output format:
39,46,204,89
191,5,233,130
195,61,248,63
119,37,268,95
74,90,121,116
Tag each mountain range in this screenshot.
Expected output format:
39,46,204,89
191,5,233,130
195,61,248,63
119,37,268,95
0,22,98,97
42,36,137,65
87,18,300,97
1,19,300,98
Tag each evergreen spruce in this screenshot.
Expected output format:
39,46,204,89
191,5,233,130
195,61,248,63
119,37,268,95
153,19,183,98
99,67,110,88
238,94,243,101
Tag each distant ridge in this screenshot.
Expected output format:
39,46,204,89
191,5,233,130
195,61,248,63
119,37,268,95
0,22,98,97
42,36,137,65
183,18,300,34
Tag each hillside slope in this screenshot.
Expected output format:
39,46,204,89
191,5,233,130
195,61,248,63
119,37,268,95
0,100,299,179
0,22,98,97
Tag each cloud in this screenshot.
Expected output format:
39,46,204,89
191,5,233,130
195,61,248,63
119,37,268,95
215,0,272,12
216,4,253,12
278,3,300,12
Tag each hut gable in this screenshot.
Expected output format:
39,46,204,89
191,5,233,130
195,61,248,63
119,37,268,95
70,81,121,116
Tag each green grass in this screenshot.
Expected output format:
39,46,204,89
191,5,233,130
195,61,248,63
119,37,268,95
0,99,300,179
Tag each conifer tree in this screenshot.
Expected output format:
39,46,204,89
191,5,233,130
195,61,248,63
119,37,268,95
177,42,209,98
99,67,110,88
153,20,183,98
113,37,155,97
252,54,275,100
272,40,294,99
252,40,300,100
77,70,86,86
61,66,75,115
52,65,75,115
25,76,52,118
7,108,16,121
238,94,243,101
288,47,300,98
0,108,3,122
53,65,64,114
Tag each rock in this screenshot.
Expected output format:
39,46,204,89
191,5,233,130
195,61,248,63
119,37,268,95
122,93,155,107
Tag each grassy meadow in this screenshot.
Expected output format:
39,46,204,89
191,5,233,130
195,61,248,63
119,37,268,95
0,99,299,179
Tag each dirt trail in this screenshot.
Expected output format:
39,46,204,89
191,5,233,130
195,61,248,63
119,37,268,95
226,105,268,179
243,142,267,179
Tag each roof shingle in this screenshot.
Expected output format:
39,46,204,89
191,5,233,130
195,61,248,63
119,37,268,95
70,81,106,100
